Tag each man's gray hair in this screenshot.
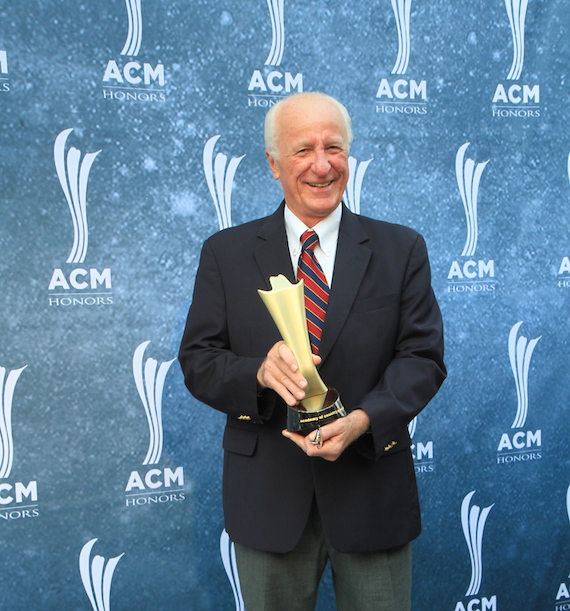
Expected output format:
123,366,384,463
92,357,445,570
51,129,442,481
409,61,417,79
264,92,353,160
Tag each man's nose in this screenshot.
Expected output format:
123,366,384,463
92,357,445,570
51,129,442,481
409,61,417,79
313,149,331,175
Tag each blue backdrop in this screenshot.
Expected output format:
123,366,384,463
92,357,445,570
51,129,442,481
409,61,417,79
0,1,569,609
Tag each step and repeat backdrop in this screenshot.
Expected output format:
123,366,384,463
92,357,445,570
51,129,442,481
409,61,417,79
1,1,569,609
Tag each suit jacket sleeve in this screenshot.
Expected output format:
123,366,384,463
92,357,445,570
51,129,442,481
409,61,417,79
353,232,446,460
178,237,269,423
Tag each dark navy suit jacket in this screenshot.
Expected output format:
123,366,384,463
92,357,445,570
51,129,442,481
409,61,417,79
179,203,446,553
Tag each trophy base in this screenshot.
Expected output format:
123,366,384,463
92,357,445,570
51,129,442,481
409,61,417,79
287,388,347,433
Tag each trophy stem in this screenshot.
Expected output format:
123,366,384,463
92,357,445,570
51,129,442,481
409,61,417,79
258,275,327,412
258,275,347,433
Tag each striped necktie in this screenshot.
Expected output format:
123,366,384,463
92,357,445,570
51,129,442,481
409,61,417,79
297,230,330,355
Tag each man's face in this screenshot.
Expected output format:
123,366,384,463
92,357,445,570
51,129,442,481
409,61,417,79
266,97,350,228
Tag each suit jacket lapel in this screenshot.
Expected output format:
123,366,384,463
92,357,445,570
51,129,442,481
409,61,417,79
319,207,371,364
253,202,296,289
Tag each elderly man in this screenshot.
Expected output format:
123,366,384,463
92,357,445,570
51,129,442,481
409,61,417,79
179,92,445,611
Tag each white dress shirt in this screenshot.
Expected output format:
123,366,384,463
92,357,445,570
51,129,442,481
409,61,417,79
283,203,342,287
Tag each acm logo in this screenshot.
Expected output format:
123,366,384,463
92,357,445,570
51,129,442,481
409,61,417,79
408,415,434,474
102,0,166,102
496,322,542,464
554,485,570,610
447,143,496,294
124,342,185,507
375,0,427,116
203,135,246,231
48,129,113,307
558,153,570,288
492,0,540,118
454,491,497,611
80,538,124,611
0,365,39,521
0,50,9,92
247,0,303,107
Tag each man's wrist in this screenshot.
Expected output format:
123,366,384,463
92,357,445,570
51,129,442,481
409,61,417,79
348,408,371,438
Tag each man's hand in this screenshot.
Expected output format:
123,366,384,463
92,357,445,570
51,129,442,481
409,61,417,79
282,409,371,462
257,341,321,406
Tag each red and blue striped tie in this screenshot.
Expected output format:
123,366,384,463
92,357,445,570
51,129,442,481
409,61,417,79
297,230,329,355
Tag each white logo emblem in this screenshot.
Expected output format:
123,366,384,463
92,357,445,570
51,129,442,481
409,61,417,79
491,2,537,119
557,155,570,283
265,0,285,66
508,321,541,429
391,0,412,74
247,1,303,104
461,491,494,597
54,129,101,264
121,0,143,56
133,341,175,466
407,416,417,439
408,415,434,473
447,144,494,292
203,135,246,230
456,143,489,257
102,0,165,103
554,485,570,605
220,530,245,611
505,0,528,80
79,538,124,611
344,156,373,215
0,50,7,74
0,366,27,479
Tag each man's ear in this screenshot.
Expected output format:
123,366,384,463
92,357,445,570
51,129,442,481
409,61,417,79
265,150,280,180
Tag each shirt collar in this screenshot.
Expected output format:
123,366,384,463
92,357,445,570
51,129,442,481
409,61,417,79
284,203,342,258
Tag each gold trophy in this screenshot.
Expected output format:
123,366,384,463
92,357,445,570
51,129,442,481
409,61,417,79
258,274,346,433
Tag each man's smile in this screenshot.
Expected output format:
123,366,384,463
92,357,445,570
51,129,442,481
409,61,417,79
307,181,333,188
